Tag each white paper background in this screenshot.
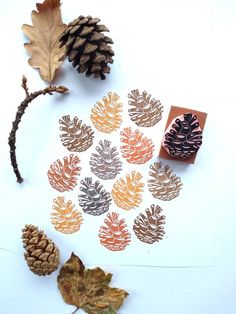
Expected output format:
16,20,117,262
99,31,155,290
0,0,236,313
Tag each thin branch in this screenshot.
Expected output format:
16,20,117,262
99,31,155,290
8,76,68,183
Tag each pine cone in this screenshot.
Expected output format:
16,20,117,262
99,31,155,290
133,205,165,244
120,127,154,164
90,140,122,180
78,177,112,215
91,92,122,133
162,113,203,158
22,224,60,276
128,89,163,127
99,212,131,251
59,115,94,152
51,196,83,234
59,15,114,80
112,171,144,210
148,162,183,201
47,154,81,192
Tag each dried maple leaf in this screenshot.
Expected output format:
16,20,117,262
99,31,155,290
57,253,128,314
22,0,67,84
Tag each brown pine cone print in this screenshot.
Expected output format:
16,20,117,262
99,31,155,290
99,212,131,251
133,205,165,244
128,89,163,127
78,177,112,215
112,171,144,210
90,140,122,180
91,92,122,133
148,162,182,201
59,115,94,152
47,154,81,192
51,196,83,234
120,127,154,164
22,224,60,276
162,113,203,158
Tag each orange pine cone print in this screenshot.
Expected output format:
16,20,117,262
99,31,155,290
47,154,81,192
120,127,154,164
91,92,122,133
99,212,131,251
112,171,144,210
51,196,83,234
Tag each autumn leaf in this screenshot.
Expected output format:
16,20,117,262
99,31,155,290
57,253,128,314
22,0,67,84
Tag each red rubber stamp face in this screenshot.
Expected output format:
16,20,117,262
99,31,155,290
162,113,202,158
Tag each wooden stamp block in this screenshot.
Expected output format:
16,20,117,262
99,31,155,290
159,106,207,164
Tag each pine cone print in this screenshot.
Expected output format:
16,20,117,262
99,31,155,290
51,196,83,234
112,171,144,210
90,140,122,180
47,154,81,192
22,224,60,276
120,127,154,164
99,212,131,251
133,205,165,244
162,113,203,158
128,89,163,127
59,15,114,80
78,177,112,215
59,115,94,152
148,162,182,201
91,92,122,133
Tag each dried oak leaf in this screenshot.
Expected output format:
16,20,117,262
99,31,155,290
57,253,128,314
22,0,67,84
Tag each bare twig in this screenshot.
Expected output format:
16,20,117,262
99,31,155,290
8,76,68,183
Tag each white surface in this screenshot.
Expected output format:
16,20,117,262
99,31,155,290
0,0,236,313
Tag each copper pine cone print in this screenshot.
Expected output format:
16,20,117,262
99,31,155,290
128,89,163,127
91,92,122,133
51,196,83,234
133,204,165,244
120,127,154,164
90,139,122,180
162,113,203,158
112,171,144,210
47,154,81,192
59,115,94,152
78,177,112,215
148,162,182,201
99,212,131,251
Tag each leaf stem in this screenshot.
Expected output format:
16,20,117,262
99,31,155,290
8,76,68,183
71,307,79,314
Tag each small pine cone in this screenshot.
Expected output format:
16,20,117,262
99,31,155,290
99,212,131,251
120,127,154,164
90,140,122,180
133,205,165,244
59,115,94,152
112,171,144,210
148,162,183,201
51,196,83,234
162,113,203,158
59,15,114,80
22,224,60,276
47,154,81,192
91,92,122,133
78,177,112,215
128,90,163,127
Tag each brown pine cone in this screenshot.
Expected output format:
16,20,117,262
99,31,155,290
59,15,114,80
22,224,60,276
